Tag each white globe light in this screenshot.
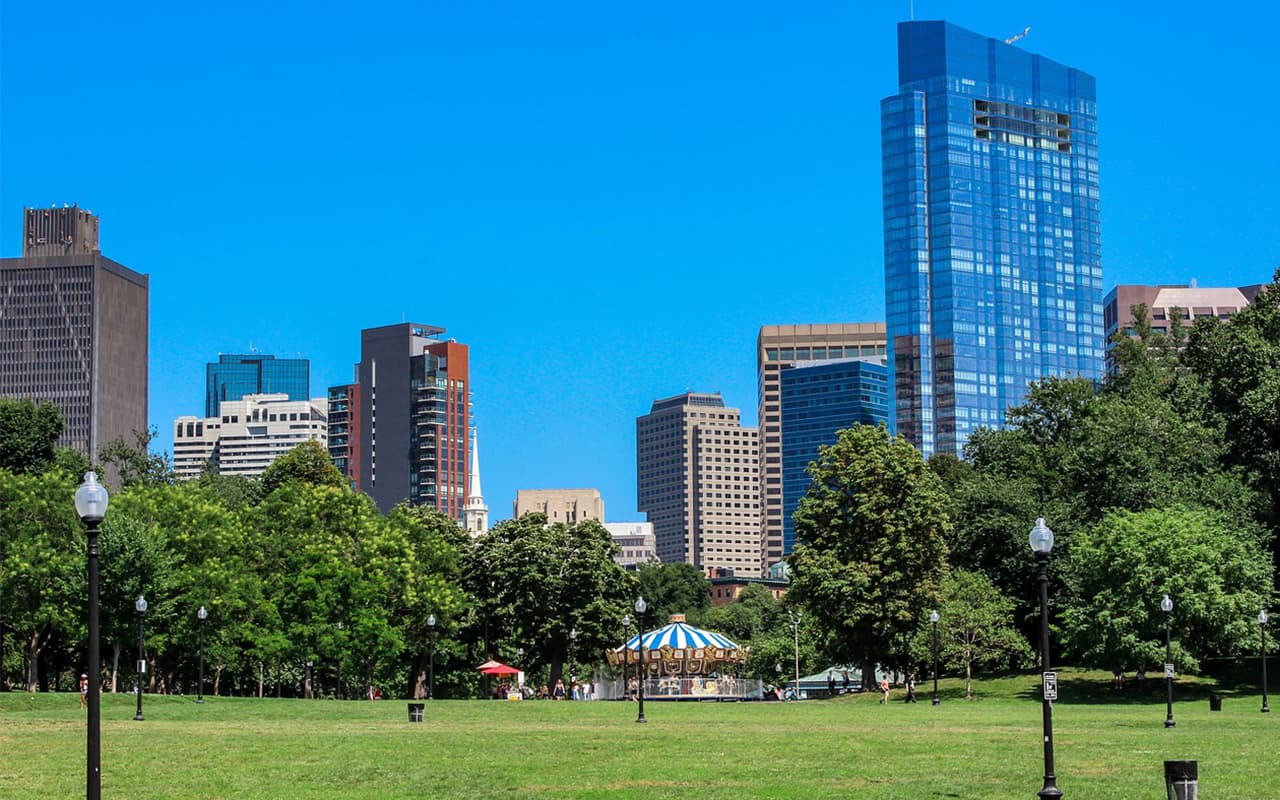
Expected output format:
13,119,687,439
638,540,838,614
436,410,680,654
930,610,940,624
427,614,436,628
197,606,207,621
1161,594,1174,614
74,471,109,521
135,595,148,613
1260,610,1269,625
635,596,647,614
1029,517,1054,555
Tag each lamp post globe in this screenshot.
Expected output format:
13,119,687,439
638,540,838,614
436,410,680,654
634,597,647,723
75,472,108,800
1161,594,1175,728
196,606,208,704
1259,610,1270,714
930,609,941,706
426,614,436,700
134,595,148,721
1029,517,1061,799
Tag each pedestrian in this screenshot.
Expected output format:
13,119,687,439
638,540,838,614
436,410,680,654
1136,668,1146,689
905,674,917,703
552,678,565,700
79,673,89,709
879,676,890,704
827,671,837,696
841,670,850,694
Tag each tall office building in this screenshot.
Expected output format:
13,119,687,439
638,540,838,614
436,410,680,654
1103,282,1264,363
636,392,760,576
0,206,148,460
779,357,889,556
882,21,1103,457
352,323,470,515
173,394,327,480
206,353,310,417
756,324,885,573
326,381,362,491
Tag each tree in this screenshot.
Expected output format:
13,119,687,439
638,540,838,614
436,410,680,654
1061,506,1274,672
916,570,1032,699
635,562,711,624
0,468,83,690
0,399,64,474
260,440,345,495
97,512,173,692
468,515,634,690
788,424,950,687
98,428,173,487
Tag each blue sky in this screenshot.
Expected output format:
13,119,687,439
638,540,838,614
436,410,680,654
3,1,1277,521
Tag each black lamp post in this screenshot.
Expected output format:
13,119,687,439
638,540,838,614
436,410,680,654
196,605,207,704
427,614,436,700
930,609,941,706
1162,594,1175,729
569,627,579,700
621,614,631,700
775,662,782,699
1029,517,1062,799
635,597,647,723
134,595,148,721
75,471,109,800
1260,610,1270,714
788,610,802,700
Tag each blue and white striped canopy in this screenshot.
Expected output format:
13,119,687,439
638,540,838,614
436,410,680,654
620,620,739,652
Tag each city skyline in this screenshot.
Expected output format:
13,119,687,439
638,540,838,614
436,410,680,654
3,2,1278,520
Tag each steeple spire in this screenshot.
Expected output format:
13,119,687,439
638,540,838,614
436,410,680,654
463,426,489,536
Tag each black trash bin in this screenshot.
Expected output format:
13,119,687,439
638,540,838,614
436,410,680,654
407,702,425,722
1164,760,1198,800
1209,693,1223,712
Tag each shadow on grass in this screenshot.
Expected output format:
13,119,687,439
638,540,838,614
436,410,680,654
1008,667,1269,705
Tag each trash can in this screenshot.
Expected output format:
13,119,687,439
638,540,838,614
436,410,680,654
1209,693,1222,711
1164,760,1198,800
407,702,425,722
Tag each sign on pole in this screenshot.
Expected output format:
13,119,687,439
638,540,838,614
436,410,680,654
1043,671,1058,701
1164,663,1175,679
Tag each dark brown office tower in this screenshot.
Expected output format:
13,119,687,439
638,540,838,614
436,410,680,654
353,323,470,516
1,207,149,460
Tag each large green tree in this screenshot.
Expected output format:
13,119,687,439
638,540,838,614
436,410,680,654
1061,506,1273,672
260,440,345,495
0,399,64,474
788,424,950,687
635,562,711,624
915,570,1032,699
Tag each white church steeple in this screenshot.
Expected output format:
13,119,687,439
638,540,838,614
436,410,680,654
463,426,489,536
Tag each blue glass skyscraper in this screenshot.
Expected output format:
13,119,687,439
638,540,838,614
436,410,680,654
882,21,1102,456
206,354,310,416
779,358,888,555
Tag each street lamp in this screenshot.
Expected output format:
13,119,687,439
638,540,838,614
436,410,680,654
427,614,436,700
134,595,148,721
1260,610,1270,714
775,662,782,699
930,609,941,706
569,627,579,700
621,614,631,701
1161,594,1175,729
1029,517,1062,799
635,597,647,723
75,471,108,800
196,606,207,704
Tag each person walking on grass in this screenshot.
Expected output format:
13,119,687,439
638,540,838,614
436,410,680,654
879,676,890,704
79,674,89,709
905,674,917,703
828,671,837,696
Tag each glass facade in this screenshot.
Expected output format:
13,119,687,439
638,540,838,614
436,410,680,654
882,21,1103,456
206,354,310,417
779,358,889,554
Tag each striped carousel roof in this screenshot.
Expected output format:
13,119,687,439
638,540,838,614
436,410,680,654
620,617,740,652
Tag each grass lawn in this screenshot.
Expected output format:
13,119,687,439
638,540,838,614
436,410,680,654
1,669,1273,799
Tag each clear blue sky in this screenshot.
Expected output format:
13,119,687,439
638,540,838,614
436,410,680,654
3,1,1277,521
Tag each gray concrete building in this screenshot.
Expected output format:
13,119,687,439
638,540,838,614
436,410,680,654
0,206,148,461
636,392,760,576
173,394,327,480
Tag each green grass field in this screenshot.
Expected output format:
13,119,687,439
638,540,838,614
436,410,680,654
1,670,1274,799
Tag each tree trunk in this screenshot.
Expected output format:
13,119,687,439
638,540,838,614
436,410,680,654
965,654,973,700
862,660,875,692
213,666,223,697
25,627,46,692
110,643,120,692
257,662,264,698
409,651,428,699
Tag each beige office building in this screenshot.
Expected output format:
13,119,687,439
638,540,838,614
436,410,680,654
756,324,886,574
174,394,327,479
603,522,657,569
514,488,605,524
1103,283,1264,361
636,392,760,576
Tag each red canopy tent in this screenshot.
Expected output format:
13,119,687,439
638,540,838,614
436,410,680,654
481,663,521,676
475,659,503,671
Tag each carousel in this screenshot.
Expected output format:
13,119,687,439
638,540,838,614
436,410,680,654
605,614,753,700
